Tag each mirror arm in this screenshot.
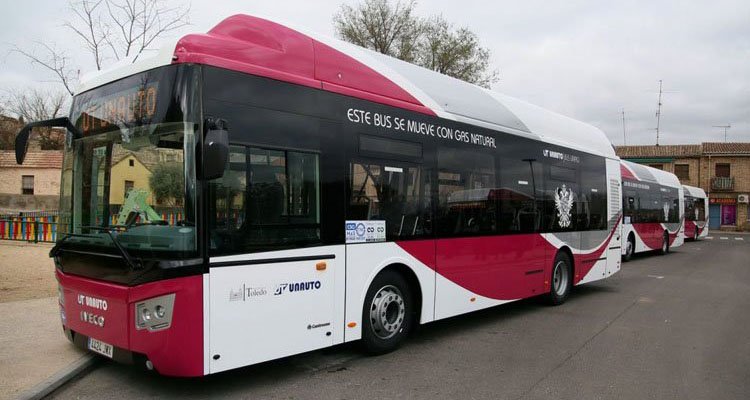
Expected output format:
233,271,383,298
15,117,82,165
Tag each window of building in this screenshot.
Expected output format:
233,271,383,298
715,163,730,177
124,180,134,195
674,164,689,180
648,164,663,170
128,159,134,167
21,175,34,195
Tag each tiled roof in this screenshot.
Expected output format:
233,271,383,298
615,144,702,158
701,142,750,154
0,151,63,169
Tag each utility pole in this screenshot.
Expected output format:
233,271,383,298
621,108,627,145
712,124,731,142
655,80,663,146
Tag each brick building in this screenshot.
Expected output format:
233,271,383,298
0,151,63,212
616,143,750,231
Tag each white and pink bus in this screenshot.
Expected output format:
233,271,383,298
15,15,622,376
621,160,684,261
683,184,708,240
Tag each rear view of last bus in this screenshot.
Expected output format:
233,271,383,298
683,185,709,240
621,160,684,261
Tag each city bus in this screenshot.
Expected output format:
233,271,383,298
14,15,622,376
683,184,708,240
621,160,684,261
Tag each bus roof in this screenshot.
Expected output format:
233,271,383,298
621,160,682,189
77,14,617,159
682,184,707,198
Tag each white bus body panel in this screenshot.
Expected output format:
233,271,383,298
207,245,345,373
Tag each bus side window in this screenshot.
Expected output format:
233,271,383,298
208,145,321,256
348,162,429,240
437,147,496,236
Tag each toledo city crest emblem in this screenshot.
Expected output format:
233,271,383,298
554,185,574,228
663,202,670,222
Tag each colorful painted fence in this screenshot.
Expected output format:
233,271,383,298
0,214,59,242
1,208,186,243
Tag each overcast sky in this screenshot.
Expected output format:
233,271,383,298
1,0,748,145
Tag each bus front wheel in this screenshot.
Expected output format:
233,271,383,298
361,270,414,354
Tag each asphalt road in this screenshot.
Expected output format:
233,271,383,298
51,236,750,399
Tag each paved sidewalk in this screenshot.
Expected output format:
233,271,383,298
0,297,87,400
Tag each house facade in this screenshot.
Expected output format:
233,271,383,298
616,143,750,231
0,151,63,213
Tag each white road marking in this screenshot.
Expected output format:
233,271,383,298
720,237,729,240
647,275,664,279
735,237,744,241
705,236,713,239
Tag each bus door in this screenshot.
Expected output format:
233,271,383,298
206,145,344,373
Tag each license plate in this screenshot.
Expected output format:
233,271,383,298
88,337,113,358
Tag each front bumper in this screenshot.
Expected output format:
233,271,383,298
57,270,205,377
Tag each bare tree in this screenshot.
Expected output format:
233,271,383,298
2,89,68,149
334,0,423,63
418,15,498,88
11,0,190,95
333,0,498,88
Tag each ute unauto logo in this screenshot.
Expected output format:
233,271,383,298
274,280,322,296
77,293,107,327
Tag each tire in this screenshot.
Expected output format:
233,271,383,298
361,270,414,354
694,227,699,241
659,232,670,255
623,235,635,262
547,252,573,306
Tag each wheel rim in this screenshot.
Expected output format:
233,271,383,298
369,285,406,340
663,235,668,252
553,261,569,296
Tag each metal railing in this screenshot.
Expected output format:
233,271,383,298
711,176,734,191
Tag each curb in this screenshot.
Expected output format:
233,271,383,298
16,354,99,400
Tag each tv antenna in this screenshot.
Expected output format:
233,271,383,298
712,124,731,142
655,80,663,146
621,108,627,145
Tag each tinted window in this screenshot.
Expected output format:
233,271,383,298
209,146,321,255
437,147,496,236
499,148,541,234
348,161,430,239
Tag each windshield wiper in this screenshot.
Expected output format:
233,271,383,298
61,226,143,270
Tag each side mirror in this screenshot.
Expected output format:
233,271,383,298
14,117,81,165
202,118,229,180
15,126,31,164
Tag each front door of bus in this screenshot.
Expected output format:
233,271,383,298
206,145,344,373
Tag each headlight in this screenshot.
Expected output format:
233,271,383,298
135,293,175,332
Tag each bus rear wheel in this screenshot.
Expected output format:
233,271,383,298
660,232,670,254
361,270,414,354
547,252,573,305
694,227,700,241
624,235,635,262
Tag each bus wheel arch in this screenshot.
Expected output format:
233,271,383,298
360,264,421,354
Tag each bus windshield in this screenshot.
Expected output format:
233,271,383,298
58,66,198,259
